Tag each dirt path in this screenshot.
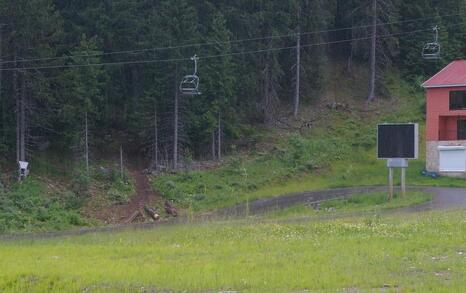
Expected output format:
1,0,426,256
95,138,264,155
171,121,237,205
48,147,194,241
119,169,160,222
86,167,162,225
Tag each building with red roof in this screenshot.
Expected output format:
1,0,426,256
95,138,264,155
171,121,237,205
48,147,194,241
423,60,466,176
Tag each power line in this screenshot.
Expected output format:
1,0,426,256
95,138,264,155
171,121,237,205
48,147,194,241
1,10,465,66
0,24,453,72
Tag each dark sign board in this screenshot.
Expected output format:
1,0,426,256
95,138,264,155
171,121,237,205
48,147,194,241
377,123,418,159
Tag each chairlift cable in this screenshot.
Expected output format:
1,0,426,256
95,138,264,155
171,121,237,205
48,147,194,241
1,22,464,72
1,10,465,66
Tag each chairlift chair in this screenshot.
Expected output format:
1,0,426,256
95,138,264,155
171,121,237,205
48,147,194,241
422,26,441,60
180,55,201,95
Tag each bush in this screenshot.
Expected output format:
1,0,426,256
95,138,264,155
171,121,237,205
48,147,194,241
106,177,134,204
107,188,129,204
72,171,91,196
59,190,85,210
0,179,90,233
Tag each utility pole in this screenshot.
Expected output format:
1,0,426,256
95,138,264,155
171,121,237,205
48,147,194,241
366,0,377,106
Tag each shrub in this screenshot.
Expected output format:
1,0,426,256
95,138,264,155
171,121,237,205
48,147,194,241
107,188,129,204
0,179,89,233
72,171,91,196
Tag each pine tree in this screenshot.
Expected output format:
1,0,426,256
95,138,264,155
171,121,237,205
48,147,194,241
59,34,106,171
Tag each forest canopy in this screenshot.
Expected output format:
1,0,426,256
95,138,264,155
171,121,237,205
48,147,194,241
0,0,465,169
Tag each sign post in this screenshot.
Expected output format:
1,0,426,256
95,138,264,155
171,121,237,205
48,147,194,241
378,123,418,200
386,158,408,199
401,168,406,197
388,167,394,200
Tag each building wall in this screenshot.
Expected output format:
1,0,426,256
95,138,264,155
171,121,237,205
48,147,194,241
426,86,466,141
439,116,457,140
426,140,466,177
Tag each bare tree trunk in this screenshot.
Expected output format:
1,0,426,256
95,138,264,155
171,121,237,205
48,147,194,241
19,72,26,162
85,111,89,175
131,66,139,109
173,66,179,170
0,26,4,145
217,111,221,161
164,146,169,169
212,131,216,160
347,14,354,74
263,63,271,123
120,145,124,179
293,9,301,118
154,103,158,169
347,43,354,74
14,55,19,164
366,0,377,106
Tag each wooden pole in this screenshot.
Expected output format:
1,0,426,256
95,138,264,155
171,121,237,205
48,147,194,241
401,168,406,197
388,167,394,200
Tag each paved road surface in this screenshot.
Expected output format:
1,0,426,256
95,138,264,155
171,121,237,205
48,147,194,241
426,187,466,210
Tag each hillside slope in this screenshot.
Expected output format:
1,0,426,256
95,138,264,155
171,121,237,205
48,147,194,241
151,70,466,212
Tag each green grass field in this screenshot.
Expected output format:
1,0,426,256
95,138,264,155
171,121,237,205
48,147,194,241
265,191,433,219
1,209,465,292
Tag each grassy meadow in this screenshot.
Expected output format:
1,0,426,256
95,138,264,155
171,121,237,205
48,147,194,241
265,191,433,219
1,209,465,292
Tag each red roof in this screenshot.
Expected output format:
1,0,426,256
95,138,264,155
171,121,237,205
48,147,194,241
422,60,466,89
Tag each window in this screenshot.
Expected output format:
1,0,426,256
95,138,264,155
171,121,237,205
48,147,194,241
450,91,466,110
458,120,466,140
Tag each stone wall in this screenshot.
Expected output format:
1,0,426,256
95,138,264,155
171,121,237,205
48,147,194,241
426,140,466,177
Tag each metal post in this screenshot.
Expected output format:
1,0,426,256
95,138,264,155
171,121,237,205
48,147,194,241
401,167,406,197
388,167,394,200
